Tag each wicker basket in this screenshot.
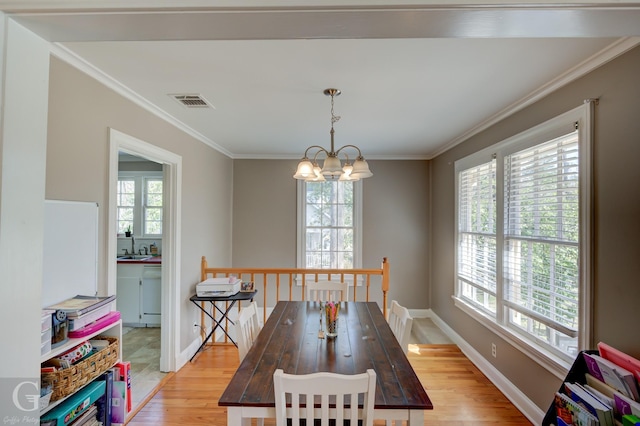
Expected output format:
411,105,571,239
41,337,119,401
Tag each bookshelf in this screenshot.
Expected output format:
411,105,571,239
542,350,598,426
41,201,124,423
40,319,122,416
543,346,640,426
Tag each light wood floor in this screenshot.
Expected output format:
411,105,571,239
122,327,167,408
127,344,532,425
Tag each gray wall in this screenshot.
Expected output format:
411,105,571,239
232,159,431,310
429,45,640,410
45,56,234,351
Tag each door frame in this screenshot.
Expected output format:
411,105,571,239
107,128,182,372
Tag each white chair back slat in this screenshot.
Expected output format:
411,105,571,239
235,301,262,362
387,300,413,355
306,280,349,302
273,368,376,426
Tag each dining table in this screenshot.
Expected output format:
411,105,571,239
218,300,433,425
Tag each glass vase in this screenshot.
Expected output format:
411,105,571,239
324,302,340,339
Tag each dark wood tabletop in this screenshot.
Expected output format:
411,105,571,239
218,301,433,411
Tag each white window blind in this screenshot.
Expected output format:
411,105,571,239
454,102,593,370
503,131,580,343
458,160,497,315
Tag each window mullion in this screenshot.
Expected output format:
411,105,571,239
134,176,143,237
495,153,505,325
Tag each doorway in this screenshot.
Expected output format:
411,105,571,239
117,151,166,407
107,128,182,406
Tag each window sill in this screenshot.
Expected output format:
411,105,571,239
452,295,571,380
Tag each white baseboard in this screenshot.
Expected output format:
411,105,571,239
427,310,545,425
407,308,431,318
177,335,204,369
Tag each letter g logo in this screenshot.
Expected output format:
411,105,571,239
12,380,39,412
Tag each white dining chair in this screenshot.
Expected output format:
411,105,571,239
235,301,262,362
387,300,413,355
273,368,376,426
248,300,262,331
306,280,349,302
235,302,264,426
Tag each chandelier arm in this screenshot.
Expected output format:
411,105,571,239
303,145,329,159
335,144,363,159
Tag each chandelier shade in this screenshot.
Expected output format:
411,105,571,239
293,88,372,182
292,159,314,180
352,158,373,179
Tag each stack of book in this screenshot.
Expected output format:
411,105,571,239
41,367,128,426
46,294,118,335
553,343,640,426
111,361,132,425
40,379,106,426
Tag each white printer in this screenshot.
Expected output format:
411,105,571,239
197,277,242,297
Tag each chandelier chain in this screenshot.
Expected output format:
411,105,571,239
330,93,341,126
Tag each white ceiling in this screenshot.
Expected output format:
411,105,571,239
5,2,640,160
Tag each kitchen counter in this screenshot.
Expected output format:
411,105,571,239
117,256,162,264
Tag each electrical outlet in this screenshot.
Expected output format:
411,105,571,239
491,343,497,358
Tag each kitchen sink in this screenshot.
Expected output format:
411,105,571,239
117,255,153,260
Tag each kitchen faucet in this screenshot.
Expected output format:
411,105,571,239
131,234,135,255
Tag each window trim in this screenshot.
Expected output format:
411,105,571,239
453,102,593,378
296,179,363,282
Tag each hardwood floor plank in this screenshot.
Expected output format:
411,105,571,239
127,344,532,425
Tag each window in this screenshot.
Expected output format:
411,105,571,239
117,178,135,234
117,172,163,236
144,178,163,235
297,180,362,271
455,103,593,371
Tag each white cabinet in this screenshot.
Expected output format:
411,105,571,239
117,275,140,324
141,266,161,324
117,264,161,326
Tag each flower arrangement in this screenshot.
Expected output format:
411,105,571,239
324,301,340,338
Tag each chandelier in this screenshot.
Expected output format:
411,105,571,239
293,88,373,182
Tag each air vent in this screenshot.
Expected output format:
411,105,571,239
169,94,212,108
